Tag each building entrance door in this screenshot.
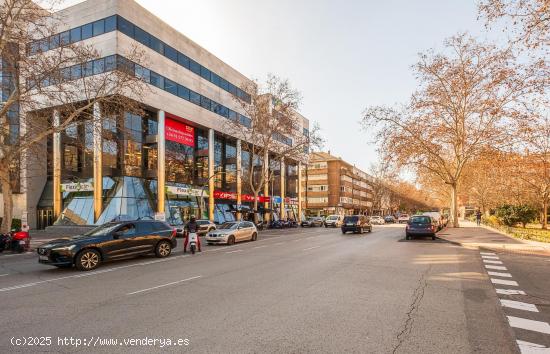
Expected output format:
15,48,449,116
37,208,54,230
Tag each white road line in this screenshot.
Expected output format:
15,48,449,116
516,340,550,354
497,289,526,295
252,246,267,249
0,254,190,293
484,259,504,264
127,276,201,296
507,316,550,334
491,278,519,286
480,252,496,255
485,265,507,271
0,274,8,277
225,250,243,254
303,246,321,251
500,299,539,312
482,255,499,259
487,271,513,278
274,242,284,245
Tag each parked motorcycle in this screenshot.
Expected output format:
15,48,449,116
0,229,30,253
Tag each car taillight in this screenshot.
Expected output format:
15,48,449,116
171,229,176,238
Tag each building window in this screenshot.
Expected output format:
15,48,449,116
103,139,118,169
123,113,143,177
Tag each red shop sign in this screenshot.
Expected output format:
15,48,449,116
213,191,270,203
165,115,194,147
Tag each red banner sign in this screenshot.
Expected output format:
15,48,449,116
214,191,270,203
165,117,194,147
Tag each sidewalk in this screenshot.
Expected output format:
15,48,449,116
437,220,550,256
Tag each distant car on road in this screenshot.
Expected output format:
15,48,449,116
206,221,257,245
195,219,216,235
422,212,444,230
405,215,437,240
341,215,372,234
324,215,343,228
37,220,177,271
301,217,324,227
398,214,410,224
370,216,385,225
384,215,396,223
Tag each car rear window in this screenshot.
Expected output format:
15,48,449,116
411,216,431,223
344,216,358,223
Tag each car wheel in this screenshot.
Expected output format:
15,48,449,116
207,242,213,246
75,249,101,271
359,227,363,234
251,232,257,241
227,235,235,245
432,234,436,241
405,234,410,240
368,227,372,233
155,240,172,258
342,230,346,234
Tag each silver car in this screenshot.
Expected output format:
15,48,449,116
205,221,258,245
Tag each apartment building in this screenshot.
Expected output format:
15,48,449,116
301,152,373,216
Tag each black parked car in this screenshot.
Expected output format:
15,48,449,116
405,215,437,240
37,220,177,271
301,217,324,227
341,215,372,234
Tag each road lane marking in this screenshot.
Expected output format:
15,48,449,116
127,276,201,295
491,278,519,286
480,252,496,255
252,245,267,249
0,255,190,293
484,259,503,264
274,242,283,245
485,265,507,271
0,274,8,277
500,299,539,312
516,340,550,354
226,250,243,254
487,271,513,278
496,289,526,295
481,255,499,259
507,316,550,334
303,246,321,251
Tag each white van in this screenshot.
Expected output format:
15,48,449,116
324,215,343,228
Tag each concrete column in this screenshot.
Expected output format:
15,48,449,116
263,150,269,222
92,103,103,222
297,161,303,221
208,128,215,221
157,110,166,213
52,110,62,219
280,158,285,220
236,139,242,221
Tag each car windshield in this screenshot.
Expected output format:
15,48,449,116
81,223,120,237
218,222,238,230
400,214,409,218
411,216,431,223
344,216,358,223
327,216,338,220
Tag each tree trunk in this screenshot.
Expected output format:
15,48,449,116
449,183,460,228
542,199,548,230
0,168,13,234
253,193,259,224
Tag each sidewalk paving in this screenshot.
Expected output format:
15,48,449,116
438,220,550,256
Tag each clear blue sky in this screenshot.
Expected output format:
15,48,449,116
62,0,489,172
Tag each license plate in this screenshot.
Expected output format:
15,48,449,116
19,240,26,245
39,255,48,261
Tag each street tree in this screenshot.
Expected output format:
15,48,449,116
362,34,538,227
225,74,322,223
0,0,146,232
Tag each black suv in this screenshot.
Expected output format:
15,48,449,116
341,215,372,234
37,220,177,271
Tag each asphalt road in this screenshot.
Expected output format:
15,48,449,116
0,224,545,353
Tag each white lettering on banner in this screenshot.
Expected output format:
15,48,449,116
154,212,166,221
61,182,94,192
166,186,204,197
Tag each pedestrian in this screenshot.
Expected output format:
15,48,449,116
183,216,201,253
475,210,482,226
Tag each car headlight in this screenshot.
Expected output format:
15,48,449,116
52,245,77,252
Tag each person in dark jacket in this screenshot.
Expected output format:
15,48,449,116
475,210,482,226
183,216,201,253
